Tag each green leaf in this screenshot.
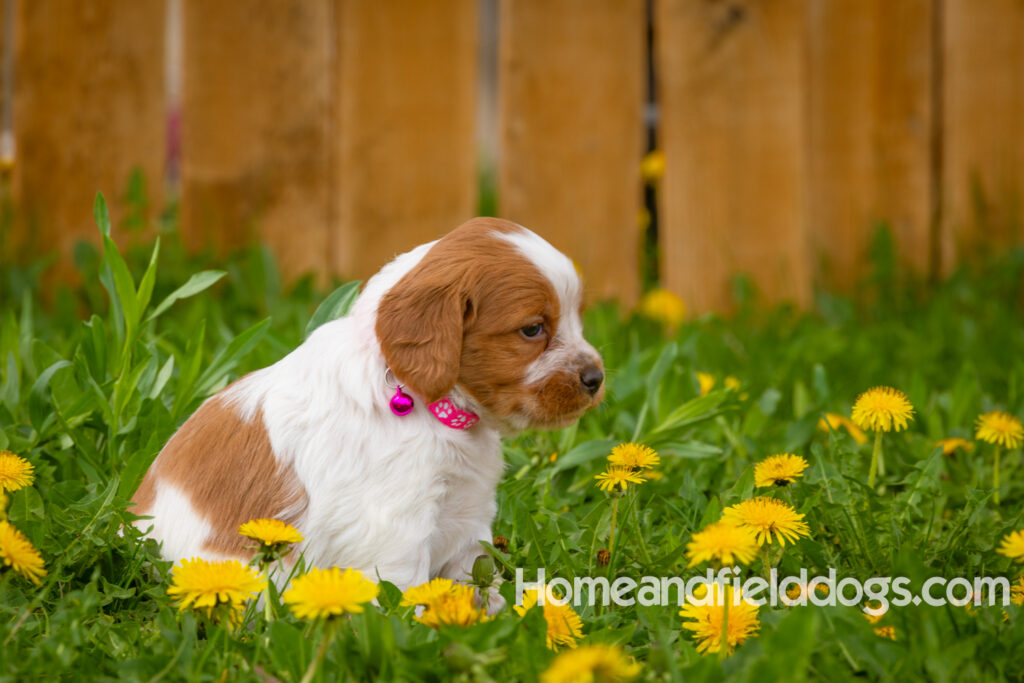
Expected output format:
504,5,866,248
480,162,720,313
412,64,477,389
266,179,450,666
304,280,362,339
1,351,19,414
135,237,161,317
28,360,72,431
550,439,618,473
146,270,227,323
94,192,111,237
644,392,728,444
192,318,271,399
102,234,139,347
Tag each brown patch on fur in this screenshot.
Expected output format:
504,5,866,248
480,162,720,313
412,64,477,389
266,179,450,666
130,394,308,557
376,217,555,407
377,216,602,425
524,367,604,429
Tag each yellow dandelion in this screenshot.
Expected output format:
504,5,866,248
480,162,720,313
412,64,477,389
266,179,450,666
283,567,378,620
541,644,641,683
998,530,1024,563
721,497,810,547
686,521,759,568
753,453,809,488
401,577,454,607
724,376,741,391
514,585,584,650
640,149,665,184
817,413,868,445
874,625,896,640
594,466,646,493
851,387,915,433
415,583,489,628
0,451,34,492
935,437,974,456
976,411,1024,449
608,443,660,471
0,521,46,585
167,558,265,619
679,583,760,656
696,372,715,397
1011,577,1023,607
785,581,829,602
238,518,304,547
638,288,685,330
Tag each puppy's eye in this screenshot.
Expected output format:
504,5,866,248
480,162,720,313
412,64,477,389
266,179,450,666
520,323,544,339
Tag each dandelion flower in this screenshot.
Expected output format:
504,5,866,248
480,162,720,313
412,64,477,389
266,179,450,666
0,521,46,585
721,497,810,547
754,453,808,488
594,466,646,493
696,372,715,397
401,577,455,607
935,437,974,456
686,521,759,567
608,443,660,471
724,376,741,391
0,451,34,492
239,518,304,547
1012,577,1024,607
640,149,665,184
514,585,584,650
541,644,641,683
679,583,760,656
817,413,868,445
874,625,896,640
638,288,685,330
167,558,265,620
998,530,1024,563
415,583,489,628
283,566,378,620
851,387,915,432
785,581,829,602
976,411,1024,450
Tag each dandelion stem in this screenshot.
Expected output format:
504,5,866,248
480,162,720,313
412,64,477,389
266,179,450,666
608,497,620,560
300,621,335,683
867,431,883,489
628,489,653,566
993,446,1001,505
718,591,730,661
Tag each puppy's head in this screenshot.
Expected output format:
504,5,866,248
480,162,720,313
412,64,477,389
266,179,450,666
375,218,604,431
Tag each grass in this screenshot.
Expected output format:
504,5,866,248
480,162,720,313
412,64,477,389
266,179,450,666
1,195,1024,681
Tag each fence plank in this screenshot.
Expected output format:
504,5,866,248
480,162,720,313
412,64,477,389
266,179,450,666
656,0,810,313
333,0,478,280
499,0,645,306
807,0,934,289
181,0,331,282
11,0,165,283
942,0,1024,265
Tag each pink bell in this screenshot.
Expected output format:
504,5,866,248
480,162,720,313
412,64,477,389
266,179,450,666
389,385,415,416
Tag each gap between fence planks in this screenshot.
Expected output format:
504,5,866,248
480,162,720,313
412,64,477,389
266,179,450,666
499,0,646,307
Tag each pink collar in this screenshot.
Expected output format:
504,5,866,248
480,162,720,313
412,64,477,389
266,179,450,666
386,370,479,430
427,398,480,430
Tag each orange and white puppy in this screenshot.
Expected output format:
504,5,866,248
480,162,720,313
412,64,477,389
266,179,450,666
130,218,605,606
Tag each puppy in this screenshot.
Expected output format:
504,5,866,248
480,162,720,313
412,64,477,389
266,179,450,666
130,218,605,603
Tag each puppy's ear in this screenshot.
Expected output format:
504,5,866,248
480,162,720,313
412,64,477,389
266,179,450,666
376,279,468,403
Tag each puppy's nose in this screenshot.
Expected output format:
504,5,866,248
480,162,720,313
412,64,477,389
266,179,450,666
580,365,604,395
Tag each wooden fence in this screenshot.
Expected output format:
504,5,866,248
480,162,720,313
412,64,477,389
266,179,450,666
2,0,1023,312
